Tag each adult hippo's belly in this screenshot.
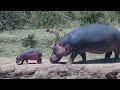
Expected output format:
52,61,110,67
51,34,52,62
49,24,120,64
78,37,119,54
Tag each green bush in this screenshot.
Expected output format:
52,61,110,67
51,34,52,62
79,11,104,25
0,11,29,31
33,11,68,28
0,11,120,31
22,33,38,48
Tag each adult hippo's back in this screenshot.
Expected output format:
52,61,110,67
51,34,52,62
50,24,120,64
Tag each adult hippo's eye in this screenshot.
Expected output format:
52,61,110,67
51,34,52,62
53,48,57,54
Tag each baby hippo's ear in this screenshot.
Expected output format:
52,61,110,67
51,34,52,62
16,56,18,60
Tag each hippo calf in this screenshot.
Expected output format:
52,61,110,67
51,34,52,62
50,24,120,64
16,48,42,65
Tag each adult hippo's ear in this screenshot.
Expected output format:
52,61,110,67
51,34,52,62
65,44,70,51
64,44,72,56
65,44,73,51
50,43,57,49
54,42,57,46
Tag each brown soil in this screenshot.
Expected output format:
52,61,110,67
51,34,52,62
0,58,120,79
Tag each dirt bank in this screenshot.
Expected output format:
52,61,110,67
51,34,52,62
0,58,120,79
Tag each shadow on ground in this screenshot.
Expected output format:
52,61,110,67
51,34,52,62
58,58,120,64
27,63,37,64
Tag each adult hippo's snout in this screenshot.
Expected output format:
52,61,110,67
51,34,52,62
49,43,71,63
49,53,61,63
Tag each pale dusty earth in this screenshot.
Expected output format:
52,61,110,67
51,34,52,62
0,57,120,79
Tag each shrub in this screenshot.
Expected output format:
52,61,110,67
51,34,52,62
0,11,29,31
22,33,38,48
79,11,104,25
0,11,120,31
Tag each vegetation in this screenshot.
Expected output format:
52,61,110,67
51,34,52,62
0,11,120,31
22,33,38,48
0,11,119,59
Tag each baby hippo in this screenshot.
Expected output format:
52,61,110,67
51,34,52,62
16,48,42,65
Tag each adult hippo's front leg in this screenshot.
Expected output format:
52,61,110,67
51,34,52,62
79,53,86,63
66,51,79,64
66,52,86,64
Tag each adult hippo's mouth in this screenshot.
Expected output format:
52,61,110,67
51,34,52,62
49,57,61,63
49,54,62,63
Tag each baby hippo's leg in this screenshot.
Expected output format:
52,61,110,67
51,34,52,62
37,56,42,64
25,60,28,64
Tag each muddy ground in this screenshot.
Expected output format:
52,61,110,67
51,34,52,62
0,58,120,79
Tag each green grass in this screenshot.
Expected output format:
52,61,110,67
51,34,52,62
0,27,118,62
0,28,75,59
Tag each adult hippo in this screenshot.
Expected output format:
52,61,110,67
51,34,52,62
16,48,42,65
49,24,120,64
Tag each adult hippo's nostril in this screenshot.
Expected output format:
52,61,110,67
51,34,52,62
49,58,58,63
50,60,59,63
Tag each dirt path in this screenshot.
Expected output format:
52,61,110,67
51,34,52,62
0,58,120,79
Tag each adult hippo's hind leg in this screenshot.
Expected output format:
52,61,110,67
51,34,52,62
114,51,119,61
103,51,112,62
79,53,86,64
66,51,78,65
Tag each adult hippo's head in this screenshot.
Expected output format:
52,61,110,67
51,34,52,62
49,43,72,63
